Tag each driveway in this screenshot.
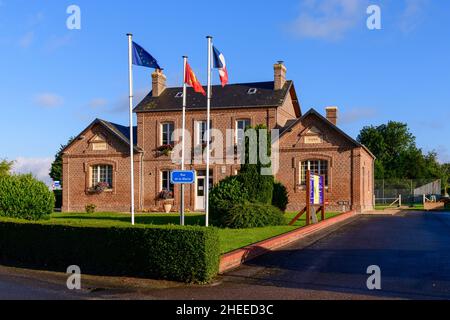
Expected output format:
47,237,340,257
1,211,450,300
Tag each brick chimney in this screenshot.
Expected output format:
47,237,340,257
326,107,338,126
274,61,287,90
152,69,166,97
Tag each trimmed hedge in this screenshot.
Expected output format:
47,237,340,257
223,201,285,229
0,219,220,283
0,174,54,220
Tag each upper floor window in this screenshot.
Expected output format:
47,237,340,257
195,120,212,146
300,160,329,186
91,165,113,189
236,119,251,145
161,122,175,146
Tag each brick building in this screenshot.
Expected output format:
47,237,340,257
61,62,374,213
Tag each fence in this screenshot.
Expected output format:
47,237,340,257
375,179,441,206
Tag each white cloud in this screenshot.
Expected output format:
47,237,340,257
11,157,53,186
340,107,377,124
287,0,368,41
34,93,64,108
399,0,429,33
89,98,108,108
110,89,148,114
19,31,34,48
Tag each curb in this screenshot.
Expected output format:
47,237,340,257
219,210,357,274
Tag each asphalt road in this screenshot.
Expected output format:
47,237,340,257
1,211,450,300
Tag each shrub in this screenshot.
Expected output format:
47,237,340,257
0,220,220,283
0,174,54,220
272,182,289,212
223,201,285,229
210,176,248,226
85,204,96,214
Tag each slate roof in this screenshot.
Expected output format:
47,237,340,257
61,118,141,154
133,81,295,113
98,119,138,147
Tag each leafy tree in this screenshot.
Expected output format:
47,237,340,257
49,137,74,184
358,122,449,195
0,159,14,176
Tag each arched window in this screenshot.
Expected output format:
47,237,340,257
300,160,329,186
91,165,113,189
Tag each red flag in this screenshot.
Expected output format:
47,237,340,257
185,62,206,96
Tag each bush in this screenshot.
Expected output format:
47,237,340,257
0,174,54,220
272,182,289,212
85,204,96,214
223,201,285,229
210,176,248,226
238,165,274,205
0,219,220,283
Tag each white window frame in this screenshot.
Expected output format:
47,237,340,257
161,122,175,146
300,160,329,186
160,170,174,193
235,119,251,145
195,120,212,146
91,165,113,188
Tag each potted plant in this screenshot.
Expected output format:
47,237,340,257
88,182,110,194
158,189,174,213
157,144,174,156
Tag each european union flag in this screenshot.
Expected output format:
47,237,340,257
132,41,161,69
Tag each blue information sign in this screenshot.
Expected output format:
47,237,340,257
170,170,196,184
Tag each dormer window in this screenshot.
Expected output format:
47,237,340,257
247,88,258,95
175,92,183,98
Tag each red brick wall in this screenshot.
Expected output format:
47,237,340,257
62,108,374,213
62,123,141,212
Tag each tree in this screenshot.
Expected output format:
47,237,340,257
0,159,14,176
49,137,74,184
357,121,446,186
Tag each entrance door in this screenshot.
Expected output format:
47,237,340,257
195,176,206,211
195,170,213,212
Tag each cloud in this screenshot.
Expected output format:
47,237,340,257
109,89,148,114
340,107,377,124
11,157,53,186
18,31,34,48
34,93,64,108
45,34,73,52
399,0,429,33
287,0,368,40
89,98,108,108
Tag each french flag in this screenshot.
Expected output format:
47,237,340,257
213,46,229,87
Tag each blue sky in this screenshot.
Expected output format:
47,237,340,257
1,0,449,183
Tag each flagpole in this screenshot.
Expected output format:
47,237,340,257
180,56,188,226
205,36,212,227
127,33,135,226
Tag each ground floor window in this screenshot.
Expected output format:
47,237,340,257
91,165,113,188
161,170,175,193
300,160,329,186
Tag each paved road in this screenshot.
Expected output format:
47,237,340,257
1,211,450,300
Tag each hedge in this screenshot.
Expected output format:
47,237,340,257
0,219,220,283
0,174,54,220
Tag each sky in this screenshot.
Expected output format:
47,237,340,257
1,0,450,184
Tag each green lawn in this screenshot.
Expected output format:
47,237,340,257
48,211,342,254
375,203,425,211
